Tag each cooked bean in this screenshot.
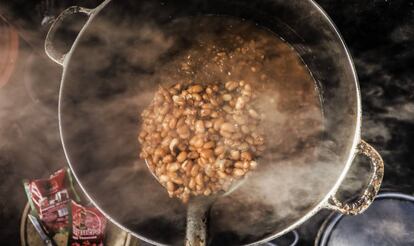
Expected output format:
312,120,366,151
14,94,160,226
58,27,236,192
188,85,203,93
167,182,175,192
177,125,190,139
225,81,239,91
233,168,245,177
230,150,240,160
191,165,200,177
195,120,205,133
196,173,204,186
214,145,225,155
188,151,199,159
241,151,252,161
163,155,174,163
234,161,244,168
200,149,214,159
221,122,236,132
222,94,232,101
203,141,215,149
177,151,187,163
250,161,258,169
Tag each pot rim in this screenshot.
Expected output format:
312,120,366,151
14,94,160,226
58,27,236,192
56,0,362,245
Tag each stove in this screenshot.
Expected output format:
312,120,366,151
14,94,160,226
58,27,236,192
0,0,413,245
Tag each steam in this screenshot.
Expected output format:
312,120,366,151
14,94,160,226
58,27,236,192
0,3,407,245
0,31,69,245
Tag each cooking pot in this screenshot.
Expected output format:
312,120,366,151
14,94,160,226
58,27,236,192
44,0,384,245
315,192,414,246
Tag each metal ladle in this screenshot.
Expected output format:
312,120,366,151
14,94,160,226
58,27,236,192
145,159,246,246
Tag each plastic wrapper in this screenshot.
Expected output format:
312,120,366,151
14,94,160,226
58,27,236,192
69,201,107,246
23,168,80,234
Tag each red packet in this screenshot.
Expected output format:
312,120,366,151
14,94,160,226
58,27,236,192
69,201,107,246
23,168,80,234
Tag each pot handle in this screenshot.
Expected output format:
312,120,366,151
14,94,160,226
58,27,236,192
44,6,92,66
325,140,384,215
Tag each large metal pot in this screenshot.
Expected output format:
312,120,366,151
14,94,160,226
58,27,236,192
45,0,384,245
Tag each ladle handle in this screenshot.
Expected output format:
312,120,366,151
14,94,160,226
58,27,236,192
186,200,209,246
325,140,384,215
44,6,92,66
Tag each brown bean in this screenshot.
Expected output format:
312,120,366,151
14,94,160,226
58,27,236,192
248,109,260,119
222,94,232,101
163,155,174,163
210,111,219,118
233,114,247,125
200,108,212,117
205,87,213,94
214,145,225,155
189,178,196,190
177,125,190,139
203,141,215,149
190,135,204,148
172,95,185,106
167,182,175,192
204,120,213,128
233,168,245,177
213,118,225,131
203,188,212,196
234,161,244,168
254,136,265,145
169,138,178,153
235,97,246,110
169,118,177,129
217,171,227,179
188,85,203,93
225,81,239,91
250,161,258,169
191,165,200,177
177,151,187,163
182,192,190,203
241,125,250,134
241,151,252,161
223,105,232,113
195,120,205,133
159,175,169,182
221,122,236,132
220,130,233,138
192,93,202,101
188,151,199,159
200,149,214,159
230,150,240,160
196,173,204,186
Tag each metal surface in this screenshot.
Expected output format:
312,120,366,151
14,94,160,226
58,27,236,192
315,192,414,246
45,0,384,245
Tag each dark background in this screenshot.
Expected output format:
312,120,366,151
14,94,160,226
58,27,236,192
0,0,413,245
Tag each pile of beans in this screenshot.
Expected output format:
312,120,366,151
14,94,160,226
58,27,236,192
138,80,265,203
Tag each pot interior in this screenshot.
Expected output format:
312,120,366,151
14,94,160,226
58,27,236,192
59,0,360,245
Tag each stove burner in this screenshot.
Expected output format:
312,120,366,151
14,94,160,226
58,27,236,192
0,16,19,88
